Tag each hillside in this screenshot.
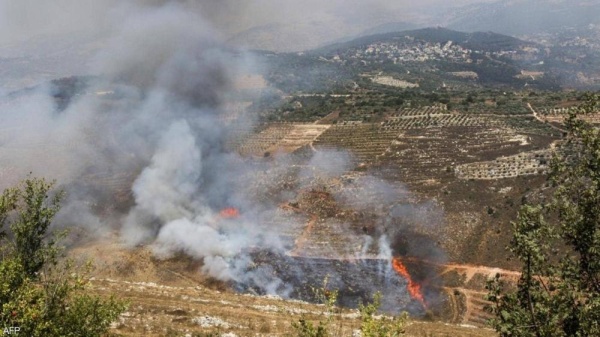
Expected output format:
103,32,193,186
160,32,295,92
358,22,420,39
6,75,585,334
4,2,600,336
76,237,498,336
315,27,537,55
265,27,559,91
262,25,600,91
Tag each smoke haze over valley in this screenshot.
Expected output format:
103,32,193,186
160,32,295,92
0,0,449,312
1,0,600,334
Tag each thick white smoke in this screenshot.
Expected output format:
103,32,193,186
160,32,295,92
87,4,286,285
122,120,203,245
124,120,283,283
0,1,293,291
0,0,446,307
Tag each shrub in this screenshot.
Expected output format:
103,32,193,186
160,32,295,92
359,293,407,337
291,285,407,337
291,278,339,337
486,94,600,336
0,177,127,337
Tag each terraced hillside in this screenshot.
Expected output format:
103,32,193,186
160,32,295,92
4,19,599,337
230,107,559,250
88,266,497,337
72,236,502,335
236,123,330,157
312,122,399,162
0,87,559,332
380,107,504,131
539,105,600,124
455,149,552,180
221,104,559,325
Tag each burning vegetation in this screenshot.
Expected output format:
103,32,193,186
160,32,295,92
1,1,556,331
219,207,241,219
392,257,427,308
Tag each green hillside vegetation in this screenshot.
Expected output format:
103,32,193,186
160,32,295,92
487,94,600,336
258,27,564,93
0,178,126,337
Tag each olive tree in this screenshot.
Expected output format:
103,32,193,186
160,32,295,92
486,94,600,336
0,177,126,337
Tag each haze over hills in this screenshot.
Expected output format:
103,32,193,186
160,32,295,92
226,0,600,52
2,1,600,336
3,0,599,86
316,27,538,54
228,21,422,52
227,21,367,53
0,33,105,90
444,0,600,36
225,6,424,52
220,1,504,52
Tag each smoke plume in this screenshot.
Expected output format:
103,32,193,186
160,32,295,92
0,0,293,291
0,0,446,313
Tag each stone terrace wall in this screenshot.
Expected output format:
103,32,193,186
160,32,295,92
455,150,551,180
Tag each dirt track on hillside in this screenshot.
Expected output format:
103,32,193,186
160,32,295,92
71,237,500,336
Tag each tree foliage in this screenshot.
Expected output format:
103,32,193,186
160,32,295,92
487,93,600,336
292,280,406,337
0,177,126,337
291,278,340,337
358,292,406,337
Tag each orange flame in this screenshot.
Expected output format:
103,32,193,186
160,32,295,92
392,257,426,308
219,207,240,219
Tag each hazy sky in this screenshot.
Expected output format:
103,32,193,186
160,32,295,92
0,0,496,45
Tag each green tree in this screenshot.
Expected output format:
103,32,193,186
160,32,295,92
358,292,406,337
11,178,63,277
291,278,339,337
291,283,406,337
486,93,600,336
0,177,126,337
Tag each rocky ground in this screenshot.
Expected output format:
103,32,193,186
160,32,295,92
72,238,498,337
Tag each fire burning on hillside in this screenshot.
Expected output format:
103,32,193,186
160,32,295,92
0,0,446,317
219,207,240,219
392,257,427,308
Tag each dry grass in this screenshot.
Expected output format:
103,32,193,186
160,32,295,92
69,238,497,336
88,277,496,337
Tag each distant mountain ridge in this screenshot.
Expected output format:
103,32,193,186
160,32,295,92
445,0,600,36
359,22,420,37
224,0,600,53
314,27,537,54
227,20,374,53
320,22,421,49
